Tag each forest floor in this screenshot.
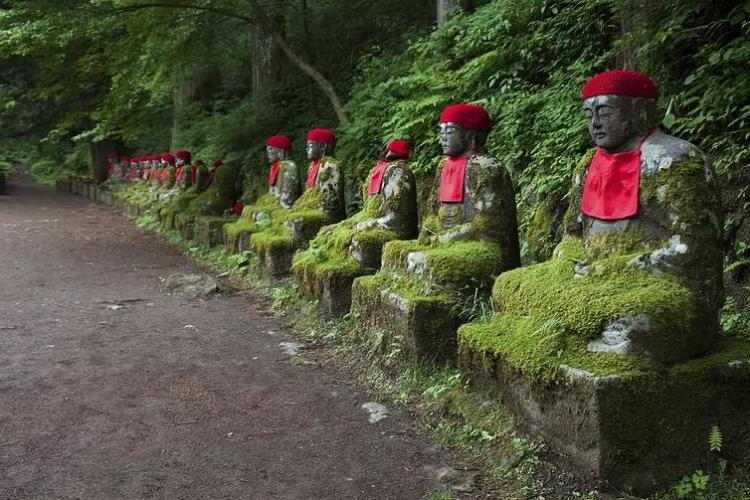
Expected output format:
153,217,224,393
0,170,458,499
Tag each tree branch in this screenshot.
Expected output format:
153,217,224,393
109,1,350,124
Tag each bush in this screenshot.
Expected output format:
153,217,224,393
30,160,62,186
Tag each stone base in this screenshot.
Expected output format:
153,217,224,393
99,190,112,206
194,216,236,249
457,339,750,495
350,274,459,363
296,267,371,319
174,214,195,240
261,244,295,277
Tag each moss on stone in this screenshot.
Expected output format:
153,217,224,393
184,163,238,216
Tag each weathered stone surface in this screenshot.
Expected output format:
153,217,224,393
351,274,458,363
193,216,237,248
160,273,218,298
458,338,750,495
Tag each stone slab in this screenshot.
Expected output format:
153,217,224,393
194,216,236,249
261,245,294,277
295,267,369,319
457,339,750,495
350,274,459,363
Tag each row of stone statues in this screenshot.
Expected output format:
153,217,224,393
109,70,723,369
83,70,747,492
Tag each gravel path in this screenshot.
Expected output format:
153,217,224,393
0,170,447,499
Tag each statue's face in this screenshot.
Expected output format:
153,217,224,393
439,122,473,158
267,146,287,163
306,141,327,161
176,158,186,167
583,94,651,152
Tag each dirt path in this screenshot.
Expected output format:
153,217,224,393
0,171,448,499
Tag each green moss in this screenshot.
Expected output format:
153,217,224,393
249,223,294,255
356,271,453,306
670,339,750,378
382,239,426,271
425,240,503,290
585,227,654,260
292,187,325,211
458,315,651,382
185,163,238,216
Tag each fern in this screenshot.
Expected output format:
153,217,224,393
709,425,723,453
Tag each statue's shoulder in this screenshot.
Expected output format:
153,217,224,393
321,156,340,169
641,129,704,176
573,149,597,188
469,153,510,186
385,159,412,179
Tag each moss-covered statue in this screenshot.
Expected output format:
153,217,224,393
224,134,301,253
174,159,239,240
105,153,120,181
350,104,521,361
459,70,723,373
249,128,345,275
293,140,418,317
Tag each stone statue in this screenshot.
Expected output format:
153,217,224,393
175,150,191,189
459,70,723,369
249,129,345,275
350,104,520,360
224,135,302,253
106,153,119,181
293,139,418,316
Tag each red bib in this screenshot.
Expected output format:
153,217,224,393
175,166,183,182
439,156,469,203
581,131,653,221
268,162,280,186
306,160,322,189
368,161,389,195
107,165,116,179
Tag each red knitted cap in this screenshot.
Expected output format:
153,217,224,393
120,156,130,162
213,159,223,167
175,150,191,160
306,128,336,145
107,153,118,159
265,134,292,150
439,104,492,131
581,70,658,100
386,139,409,159
162,153,176,164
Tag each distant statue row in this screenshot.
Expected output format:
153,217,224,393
113,69,723,367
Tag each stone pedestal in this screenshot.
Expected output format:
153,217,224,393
260,244,295,277
100,190,112,206
457,338,750,495
194,216,236,248
296,267,367,319
350,273,459,363
174,214,195,240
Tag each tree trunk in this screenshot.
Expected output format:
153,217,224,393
90,139,120,183
251,26,283,99
171,72,196,150
437,0,459,26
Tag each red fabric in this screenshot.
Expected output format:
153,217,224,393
306,160,322,188
232,202,245,216
439,104,492,131
368,161,390,195
386,140,409,159
175,166,184,183
268,161,281,186
581,70,658,100
107,165,116,179
581,130,653,220
120,156,130,163
161,153,175,165
439,156,469,203
161,168,170,183
175,150,191,160
306,128,336,145
213,159,223,168
265,134,292,150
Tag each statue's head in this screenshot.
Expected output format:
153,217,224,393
581,70,658,153
265,134,292,163
306,128,336,161
438,104,492,158
175,150,191,167
107,153,118,166
384,139,409,161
